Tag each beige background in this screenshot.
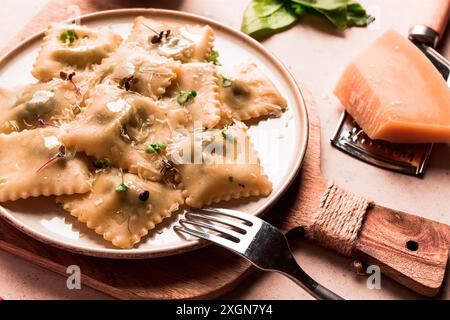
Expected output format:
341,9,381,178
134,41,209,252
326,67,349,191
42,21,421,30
0,0,449,300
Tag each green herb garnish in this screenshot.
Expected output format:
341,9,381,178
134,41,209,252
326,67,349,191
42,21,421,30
241,0,374,40
177,90,197,105
207,50,220,65
145,142,167,154
221,125,232,141
60,29,79,44
93,158,111,169
116,169,129,193
222,75,233,88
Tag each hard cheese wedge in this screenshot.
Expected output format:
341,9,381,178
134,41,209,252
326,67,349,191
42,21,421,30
335,29,450,143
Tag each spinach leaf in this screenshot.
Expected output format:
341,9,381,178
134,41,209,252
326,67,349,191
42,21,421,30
347,0,375,26
241,0,301,40
241,0,374,39
292,0,349,29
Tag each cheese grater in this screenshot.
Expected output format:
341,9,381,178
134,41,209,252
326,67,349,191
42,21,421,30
331,25,450,176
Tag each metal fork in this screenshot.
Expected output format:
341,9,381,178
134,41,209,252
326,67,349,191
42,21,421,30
174,208,343,300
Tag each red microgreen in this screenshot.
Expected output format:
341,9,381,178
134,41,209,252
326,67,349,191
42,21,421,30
36,145,66,173
141,23,171,44
119,76,135,91
37,118,60,129
60,71,81,96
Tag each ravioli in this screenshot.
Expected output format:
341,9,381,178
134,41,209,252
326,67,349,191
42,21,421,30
169,126,272,208
219,63,287,121
33,23,122,81
57,169,184,249
0,128,91,202
60,84,188,181
97,44,181,99
127,17,215,63
166,62,221,129
0,78,86,134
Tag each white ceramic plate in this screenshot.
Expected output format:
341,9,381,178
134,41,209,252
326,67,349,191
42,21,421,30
0,9,309,259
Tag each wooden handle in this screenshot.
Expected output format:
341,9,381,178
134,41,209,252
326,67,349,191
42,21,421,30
354,205,450,297
421,0,450,34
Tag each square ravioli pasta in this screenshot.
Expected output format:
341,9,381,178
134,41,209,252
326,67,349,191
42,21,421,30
95,44,182,99
32,23,122,81
60,84,188,181
163,62,221,129
57,169,184,249
127,16,215,63
0,128,91,202
0,77,88,134
219,62,287,121
169,125,272,208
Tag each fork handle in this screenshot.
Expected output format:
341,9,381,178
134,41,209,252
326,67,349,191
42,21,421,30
280,256,344,300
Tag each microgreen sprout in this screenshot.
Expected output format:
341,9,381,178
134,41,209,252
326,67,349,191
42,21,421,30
141,22,171,44
116,169,129,193
145,142,167,154
177,90,197,105
60,71,81,96
207,50,220,65
221,125,232,141
118,76,135,91
60,29,79,45
161,159,176,176
221,75,233,87
37,117,60,129
36,145,66,173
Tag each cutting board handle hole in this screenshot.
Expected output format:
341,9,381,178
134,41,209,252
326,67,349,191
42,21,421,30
406,240,419,252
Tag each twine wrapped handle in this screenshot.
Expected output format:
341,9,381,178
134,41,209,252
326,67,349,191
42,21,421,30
306,182,372,257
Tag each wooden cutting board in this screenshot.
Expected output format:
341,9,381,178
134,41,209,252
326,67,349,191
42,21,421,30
0,0,449,299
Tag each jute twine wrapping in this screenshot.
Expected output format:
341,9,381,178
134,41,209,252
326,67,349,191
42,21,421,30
307,182,373,257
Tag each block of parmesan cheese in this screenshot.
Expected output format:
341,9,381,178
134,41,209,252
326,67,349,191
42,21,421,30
334,29,450,143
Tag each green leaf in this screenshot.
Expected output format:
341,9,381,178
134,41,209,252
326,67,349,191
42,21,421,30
145,142,167,154
221,75,233,88
116,183,129,193
291,0,374,29
241,0,300,40
60,29,79,44
177,90,197,105
291,0,349,29
207,50,220,64
221,125,233,141
346,0,375,26
116,169,129,193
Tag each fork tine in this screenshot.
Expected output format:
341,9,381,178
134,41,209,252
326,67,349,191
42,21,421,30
199,207,257,224
186,212,248,233
174,225,238,248
180,218,243,241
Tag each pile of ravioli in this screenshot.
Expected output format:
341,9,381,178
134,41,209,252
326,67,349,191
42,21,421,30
0,17,287,249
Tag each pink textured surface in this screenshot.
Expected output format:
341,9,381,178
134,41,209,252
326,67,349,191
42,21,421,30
0,0,449,300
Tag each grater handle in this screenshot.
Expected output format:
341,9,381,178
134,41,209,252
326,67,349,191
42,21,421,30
420,0,450,36
354,205,450,297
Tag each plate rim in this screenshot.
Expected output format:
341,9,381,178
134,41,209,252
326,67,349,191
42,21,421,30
0,8,309,259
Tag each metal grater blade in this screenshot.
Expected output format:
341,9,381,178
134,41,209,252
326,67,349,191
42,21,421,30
331,111,433,176
331,25,450,177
